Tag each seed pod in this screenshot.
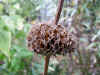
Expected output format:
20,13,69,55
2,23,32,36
26,23,77,56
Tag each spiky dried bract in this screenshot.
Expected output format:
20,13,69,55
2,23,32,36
27,23,76,56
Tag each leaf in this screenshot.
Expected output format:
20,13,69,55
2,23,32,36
0,30,11,59
12,45,33,58
16,49,33,58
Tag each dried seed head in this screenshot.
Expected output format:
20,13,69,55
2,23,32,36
26,23,77,56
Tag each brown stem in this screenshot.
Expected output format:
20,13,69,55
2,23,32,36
43,0,64,75
43,55,50,75
54,0,64,25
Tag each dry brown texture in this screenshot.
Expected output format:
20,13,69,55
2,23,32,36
27,23,76,56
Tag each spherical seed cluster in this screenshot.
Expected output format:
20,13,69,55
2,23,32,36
27,23,76,56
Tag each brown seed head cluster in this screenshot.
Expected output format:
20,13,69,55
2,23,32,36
27,23,76,56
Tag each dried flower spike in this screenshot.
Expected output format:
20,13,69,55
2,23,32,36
27,23,76,56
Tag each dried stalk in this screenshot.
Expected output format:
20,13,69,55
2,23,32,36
54,0,64,25
43,0,64,75
43,55,50,75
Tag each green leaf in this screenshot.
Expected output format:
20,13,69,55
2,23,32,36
0,30,11,59
16,48,33,58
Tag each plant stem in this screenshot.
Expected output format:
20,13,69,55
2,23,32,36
43,55,50,75
43,0,64,75
54,0,64,25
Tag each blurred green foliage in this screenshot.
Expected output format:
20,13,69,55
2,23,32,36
0,0,43,75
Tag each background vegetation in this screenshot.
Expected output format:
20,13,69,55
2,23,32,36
0,0,100,75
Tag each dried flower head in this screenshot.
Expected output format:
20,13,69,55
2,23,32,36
26,23,76,56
